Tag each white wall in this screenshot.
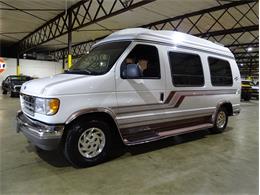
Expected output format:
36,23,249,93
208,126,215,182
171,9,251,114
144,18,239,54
0,58,63,85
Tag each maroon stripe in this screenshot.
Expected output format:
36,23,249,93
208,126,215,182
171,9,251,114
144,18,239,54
164,91,176,104
174,96,185,108
170,89,236,108
115,89,237,110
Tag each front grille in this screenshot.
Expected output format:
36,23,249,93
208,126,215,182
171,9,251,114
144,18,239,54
21,94,35,116
14,86,21,92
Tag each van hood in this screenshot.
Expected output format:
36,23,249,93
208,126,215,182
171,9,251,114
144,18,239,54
20,74,86,96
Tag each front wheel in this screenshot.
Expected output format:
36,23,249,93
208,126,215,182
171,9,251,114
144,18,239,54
210,107,228,134
64,119,113,167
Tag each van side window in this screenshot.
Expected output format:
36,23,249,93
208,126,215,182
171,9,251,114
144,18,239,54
168,52,204,87
121,44,160,79
208,57,233,86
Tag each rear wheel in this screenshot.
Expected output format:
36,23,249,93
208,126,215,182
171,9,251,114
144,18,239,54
2,90,7,94
64,119,113,167
210,107,228,134
243,93,251,101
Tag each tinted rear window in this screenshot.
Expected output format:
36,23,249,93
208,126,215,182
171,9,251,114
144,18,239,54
208,57,233,86
168,52,204,87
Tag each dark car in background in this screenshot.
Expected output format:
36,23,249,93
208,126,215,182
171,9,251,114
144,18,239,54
251,81,259,100
2,75,33,97
241,80,253,101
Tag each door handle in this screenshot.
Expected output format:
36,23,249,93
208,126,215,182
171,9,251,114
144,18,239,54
160,92,164,102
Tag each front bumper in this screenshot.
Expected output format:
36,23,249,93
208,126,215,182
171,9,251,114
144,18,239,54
11,85,21,93
16,111,64,150
251,90,259,97
232,104,240,116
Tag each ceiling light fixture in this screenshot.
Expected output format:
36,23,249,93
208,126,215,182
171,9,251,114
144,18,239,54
247,47,253,52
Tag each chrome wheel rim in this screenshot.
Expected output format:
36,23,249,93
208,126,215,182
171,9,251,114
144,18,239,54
78,127,106,158
216,111,226,129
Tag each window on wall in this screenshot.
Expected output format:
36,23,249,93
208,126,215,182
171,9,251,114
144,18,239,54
208,57,233,86
121,44,161,79
168,52,204,87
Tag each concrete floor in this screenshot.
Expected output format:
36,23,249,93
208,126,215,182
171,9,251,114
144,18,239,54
0,93,258,195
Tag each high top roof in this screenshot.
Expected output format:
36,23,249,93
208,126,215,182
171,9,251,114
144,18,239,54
96,28,234,58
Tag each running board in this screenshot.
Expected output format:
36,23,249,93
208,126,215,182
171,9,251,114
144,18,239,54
121,116,213,145
124,123,213,145
158,123,213,137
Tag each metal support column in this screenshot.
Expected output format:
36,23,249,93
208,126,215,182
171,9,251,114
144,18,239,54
249,57,253,77
16,54,20,76
62,56,65,70
67,10,72,69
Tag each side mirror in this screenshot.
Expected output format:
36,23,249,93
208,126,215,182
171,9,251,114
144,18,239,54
123,64,142,79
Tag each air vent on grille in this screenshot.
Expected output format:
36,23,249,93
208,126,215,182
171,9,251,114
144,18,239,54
21,94,35,116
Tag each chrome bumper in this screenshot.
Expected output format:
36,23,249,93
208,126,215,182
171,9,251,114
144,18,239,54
232,105,241,116
16,111,64,150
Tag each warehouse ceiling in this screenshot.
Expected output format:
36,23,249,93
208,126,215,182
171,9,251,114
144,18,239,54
0,0,224,48
0,0,81,45
0,0,259,76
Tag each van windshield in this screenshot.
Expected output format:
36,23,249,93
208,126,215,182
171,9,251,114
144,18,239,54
66,41,131,75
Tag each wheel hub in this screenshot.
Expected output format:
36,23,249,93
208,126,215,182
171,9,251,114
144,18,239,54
78,127,106,158
216,111,226,129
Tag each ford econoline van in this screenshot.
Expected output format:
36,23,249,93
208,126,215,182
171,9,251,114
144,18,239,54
17,28,241,167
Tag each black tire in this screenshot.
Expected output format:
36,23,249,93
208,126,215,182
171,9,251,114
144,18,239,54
10,91,15,97
210,107,228,134
2,90,7,94
64,119,113,167
244,93,251,101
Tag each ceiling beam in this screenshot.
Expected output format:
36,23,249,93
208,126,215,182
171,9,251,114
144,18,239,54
226,42,259,48
17,0,156,53
141,0,258,45
49,0,259,60
235,55,259,60
0,8,64,11
233,51,259,55
0,1,49,23
237,63,259,67
0,31,30,35
194,25,258,38
236,60,259,64
142,1,256,29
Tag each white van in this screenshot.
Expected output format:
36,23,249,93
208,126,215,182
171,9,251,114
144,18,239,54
17,28,241,167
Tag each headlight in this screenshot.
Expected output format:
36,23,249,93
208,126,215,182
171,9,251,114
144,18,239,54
35,98,45,114
35,97,60,115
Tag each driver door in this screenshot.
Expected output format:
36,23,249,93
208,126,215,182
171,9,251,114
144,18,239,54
115,42,166,130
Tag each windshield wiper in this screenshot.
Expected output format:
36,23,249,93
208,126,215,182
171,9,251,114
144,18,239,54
64,69,92,75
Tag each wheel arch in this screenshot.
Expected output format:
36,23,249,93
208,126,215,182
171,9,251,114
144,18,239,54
212,101,233,123
220,102,233,116
62,108,124,144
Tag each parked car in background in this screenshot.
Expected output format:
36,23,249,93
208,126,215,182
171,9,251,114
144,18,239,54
2,75,33,97
251,81,259,100
241,80,253,101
